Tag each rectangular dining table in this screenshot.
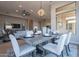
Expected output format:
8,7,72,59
22,34,57,46
21,34,59,56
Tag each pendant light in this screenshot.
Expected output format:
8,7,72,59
37,1,45,16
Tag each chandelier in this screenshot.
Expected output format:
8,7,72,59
21,10,30,17
37,1,45,16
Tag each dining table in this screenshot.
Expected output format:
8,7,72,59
21,34,60,56
22,34,58,46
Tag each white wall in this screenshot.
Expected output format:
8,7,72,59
5,16,27,30
74,2,79,44
5,16,25,25
0,15,4,30
51,8,56,31
0,15,28,30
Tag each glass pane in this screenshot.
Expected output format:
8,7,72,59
56,2,75,14
56,2,76,34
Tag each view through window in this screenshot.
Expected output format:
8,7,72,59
56,2,76,34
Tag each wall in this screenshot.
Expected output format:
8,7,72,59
0,15,4,37
75,2,79,44
44,19,51,26
33,19,51,30
0,14,28,30
0,14,51,31
0,15,4,30
33,20,40,30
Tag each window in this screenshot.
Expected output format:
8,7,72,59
56,2,76,34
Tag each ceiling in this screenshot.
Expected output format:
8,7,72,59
0,1,72,20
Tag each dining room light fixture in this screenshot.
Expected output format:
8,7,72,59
18,5,22,8
21,10,30,17
16,10,19,12
37,1,45,16
31,10,33,12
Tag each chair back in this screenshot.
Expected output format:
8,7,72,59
35,30,42,34
9,34,20,57
42,27,47,35
25,30,33,37
37,30,42,33
42,27,51,36
57,34,67,52
14,31,26,38
2,30,6,34
65,32,72,45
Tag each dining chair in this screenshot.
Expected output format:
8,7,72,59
14,31,26,38
25,30,34,37
55,32,72,56
9,34,36,57
43,34,67,57
34,30,42,35
2,30,6,35
64,32,72,56
42,27,51,36
42,27,47,34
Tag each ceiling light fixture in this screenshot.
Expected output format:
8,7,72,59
21,10,30,17
19,5,22,8
16,10,19,12
37,1,45,16
31,10,33,12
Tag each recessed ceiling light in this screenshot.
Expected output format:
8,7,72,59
22,13,26,16
16,10,19,12
31,10,33,12
18,5,22,8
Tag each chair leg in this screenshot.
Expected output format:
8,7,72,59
56,54,59,57
68,44,70,52
42,50,46,56
51,53,59,57
65,45,69,56
61,50,63,57
32,50,36,57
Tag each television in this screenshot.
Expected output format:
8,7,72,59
11,24,21,29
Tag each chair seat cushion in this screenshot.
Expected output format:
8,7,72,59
19,44,36,56
43,43,61,55
55,40,59,43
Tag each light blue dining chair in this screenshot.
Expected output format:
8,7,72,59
64,32,72,56
25,30,34,37
9,34,36,57
42,27,51,36
55,32,72,56
43,34,67,57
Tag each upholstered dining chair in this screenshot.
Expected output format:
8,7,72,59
64,32,72,56
43,34,67,57
9,34,36,57
42,27,47,34
42,27,51,36
55,32,72,56
14,31,26,38
25,30,34,37
34,30,42,35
